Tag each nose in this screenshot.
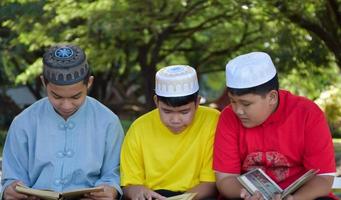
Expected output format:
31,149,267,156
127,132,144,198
170,113,181,123
61,99,73,110
234,105,245,115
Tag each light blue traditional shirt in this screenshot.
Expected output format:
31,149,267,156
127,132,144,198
1,96,124,194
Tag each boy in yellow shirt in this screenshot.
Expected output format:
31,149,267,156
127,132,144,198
120,65,220,200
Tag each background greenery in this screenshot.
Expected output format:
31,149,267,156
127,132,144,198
0,0,341,139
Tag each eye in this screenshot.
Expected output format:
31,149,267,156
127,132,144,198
53,95,62,99
72,95,81,100
163,110,172,114
242,103,251,106
181,111,189,114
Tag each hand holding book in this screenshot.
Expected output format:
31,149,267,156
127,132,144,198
237,168,319,200
15,184,104,200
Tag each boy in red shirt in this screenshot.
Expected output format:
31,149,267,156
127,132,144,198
213,52,336,200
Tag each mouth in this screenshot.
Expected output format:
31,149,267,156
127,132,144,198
168,126,185,133
239,118,249,123
60,110,75,115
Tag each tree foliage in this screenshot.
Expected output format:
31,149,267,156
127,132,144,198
0,0,340,119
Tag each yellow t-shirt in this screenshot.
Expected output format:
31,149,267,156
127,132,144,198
120,106,220,192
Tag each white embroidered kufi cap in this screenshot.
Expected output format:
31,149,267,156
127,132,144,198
226,52,277,88
155,65,199,97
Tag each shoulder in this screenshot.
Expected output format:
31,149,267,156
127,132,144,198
130,109,158,128
195,106,220,123
197,106,220,115
281,90,323,115
12,98,49,123
85,96,120,121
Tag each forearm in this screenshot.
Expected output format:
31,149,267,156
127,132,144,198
216,176,243,198
292,175,333,200
186,182,217,200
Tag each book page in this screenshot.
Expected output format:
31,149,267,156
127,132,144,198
16,184,104,200
61,186,104,199
15,185,60,200
238,168,282,200
282,169,318,199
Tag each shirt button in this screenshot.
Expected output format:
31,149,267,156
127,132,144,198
58,123,65,130
61,178,68,184
65,149,74,157
55,179,61,185
67,122,75,129
56,151,64,158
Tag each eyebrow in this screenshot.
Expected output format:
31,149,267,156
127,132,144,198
161,107,190,112
51,91,82,98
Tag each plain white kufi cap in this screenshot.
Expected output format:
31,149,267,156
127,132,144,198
226,52,277,88
155,65,199,97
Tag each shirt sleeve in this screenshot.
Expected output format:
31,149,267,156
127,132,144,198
94,115,124,195
213,108,241,174
199,114,218,182
120,123,145,186
303,103,336,173
1,117,30,193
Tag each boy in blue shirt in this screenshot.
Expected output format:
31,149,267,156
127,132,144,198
2,44,124,200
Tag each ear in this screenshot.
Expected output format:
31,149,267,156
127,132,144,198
196,96,201,108
40,75,46,88
87,76,94,90
268,90,278,106
153,95,159,107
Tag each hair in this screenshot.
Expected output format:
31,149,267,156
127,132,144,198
156,91,199,107
43,69,91,85
227,74,279,97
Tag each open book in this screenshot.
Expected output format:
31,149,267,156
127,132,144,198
237,168,318,200
166,193,197,200
15,184,104,200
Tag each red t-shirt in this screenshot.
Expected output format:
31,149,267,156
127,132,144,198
214,90,336,196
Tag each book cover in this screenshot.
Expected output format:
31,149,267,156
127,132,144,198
15,184,104,200
237,168,318,200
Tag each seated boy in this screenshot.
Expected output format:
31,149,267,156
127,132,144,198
2,44,124,199
213,52,336,200
120,65,220,200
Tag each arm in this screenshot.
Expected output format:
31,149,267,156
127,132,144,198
290,175,334,200
188,111,219,200
2,120,30,199
186,182,217,200
215,172,243,198
123,185,166,200
297,103,336,199
94,117,125,197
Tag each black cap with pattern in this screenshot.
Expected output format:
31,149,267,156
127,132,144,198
43,44,89,85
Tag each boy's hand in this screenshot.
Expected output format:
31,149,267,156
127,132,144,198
82,184,117,200
124,185,166,200
3,180,29,200
240,188,264,200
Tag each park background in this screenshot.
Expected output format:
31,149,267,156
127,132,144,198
0,0,341,172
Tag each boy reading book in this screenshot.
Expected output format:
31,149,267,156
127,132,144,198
120,65,220,199
213,52,337,199
1,44,124,200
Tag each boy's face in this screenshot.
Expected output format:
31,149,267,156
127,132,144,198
228,90,278,128
43,76,93,120
155,97,199,134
